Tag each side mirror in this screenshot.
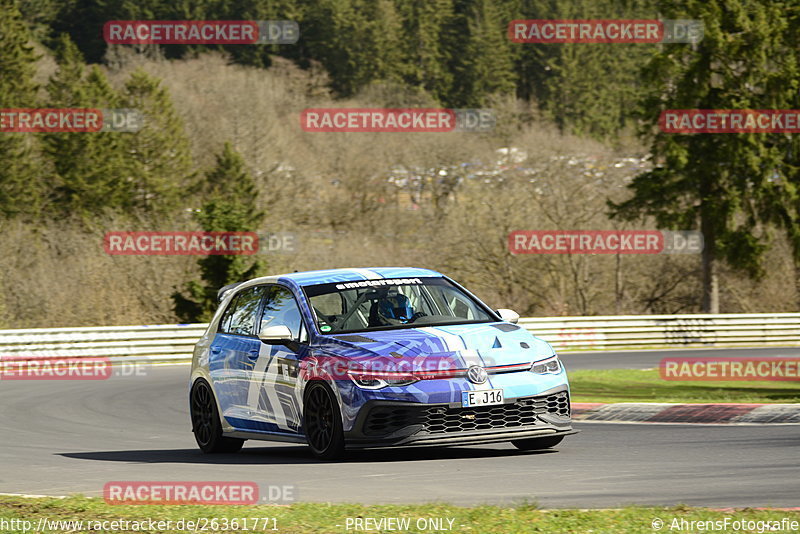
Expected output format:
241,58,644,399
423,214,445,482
258,325,294,344
496,308,519,324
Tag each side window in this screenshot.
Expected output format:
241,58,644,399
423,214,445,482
219,294,239,333
224,286,265,336
260,286,306,342
430,285,479,320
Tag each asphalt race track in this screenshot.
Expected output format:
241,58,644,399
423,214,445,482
0,351,798,508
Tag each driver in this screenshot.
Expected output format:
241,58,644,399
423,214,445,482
375,291,415,325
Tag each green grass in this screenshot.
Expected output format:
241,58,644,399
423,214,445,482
569,369,800,404
1,496,798,533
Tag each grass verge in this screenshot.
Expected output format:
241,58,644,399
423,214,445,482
0,496,799,533
569,369,800,403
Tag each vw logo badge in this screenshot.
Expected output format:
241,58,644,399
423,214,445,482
466,365,488,384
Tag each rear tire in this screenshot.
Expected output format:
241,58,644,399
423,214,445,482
303,382,346,460
190,379,244,453
511,435,564,451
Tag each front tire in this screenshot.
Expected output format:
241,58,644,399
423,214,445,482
511,435,564,451
303,382,346,460
190,379,244,453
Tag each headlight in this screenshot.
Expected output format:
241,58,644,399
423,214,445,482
348,372,419,390
530,355,562,374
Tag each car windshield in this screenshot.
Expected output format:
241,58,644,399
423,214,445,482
303,277,494,334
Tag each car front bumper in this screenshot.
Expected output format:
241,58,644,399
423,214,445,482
344,385,575,449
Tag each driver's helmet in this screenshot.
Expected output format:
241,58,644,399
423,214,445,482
376,292,414,325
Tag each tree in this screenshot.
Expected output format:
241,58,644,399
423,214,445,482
45,34,132,220
0,0,45,220
448,0,516,107
121,69,195,214
17,0,62,40
298,0,403,96
395,0,455,102
609,0,794,312
51,0,116,63
762,5,800,306
511,0,655,139
173,142,265,322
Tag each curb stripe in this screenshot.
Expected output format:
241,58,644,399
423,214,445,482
646,404,761,424
571,402,800,424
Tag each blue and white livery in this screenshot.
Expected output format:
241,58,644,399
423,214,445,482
190,267,574,459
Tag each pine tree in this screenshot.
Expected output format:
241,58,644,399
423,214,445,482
395,0,455,102
45,34,132,220
448,0,516,107
610,0,793,312
512,0,655,139
293,0,355,95
16,0,61,41
360,0,404,87
121,69,195,215
299,0,404,96
214,0,302,68
173,142,265,322
51,0,117,63
760,5,800,305
0,0,45,219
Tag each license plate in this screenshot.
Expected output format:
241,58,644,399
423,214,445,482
462,389,504,407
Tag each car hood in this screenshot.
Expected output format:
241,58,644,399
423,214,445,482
313,322,554,374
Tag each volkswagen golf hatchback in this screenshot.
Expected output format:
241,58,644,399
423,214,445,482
190,267,574,459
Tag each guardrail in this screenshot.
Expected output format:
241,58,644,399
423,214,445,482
0,324,207,363
518,313,800,351
0,313,798,363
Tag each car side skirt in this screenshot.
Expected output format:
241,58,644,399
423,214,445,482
223,429,307,443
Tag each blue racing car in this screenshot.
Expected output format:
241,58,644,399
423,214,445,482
190,267,574,459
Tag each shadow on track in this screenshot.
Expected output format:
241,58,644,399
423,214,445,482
59,445,557,465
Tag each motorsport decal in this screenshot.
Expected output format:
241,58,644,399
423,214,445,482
334,278,423,290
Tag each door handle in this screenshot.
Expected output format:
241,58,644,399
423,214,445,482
210,347,221,354
248,349,260,359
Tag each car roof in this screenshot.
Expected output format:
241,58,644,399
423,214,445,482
262,267,445,287
218,268,446,303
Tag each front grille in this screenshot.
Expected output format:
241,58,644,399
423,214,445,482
361,391,570,436
424,391,570,433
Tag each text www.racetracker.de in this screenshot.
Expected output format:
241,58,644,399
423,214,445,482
0,516,279,532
